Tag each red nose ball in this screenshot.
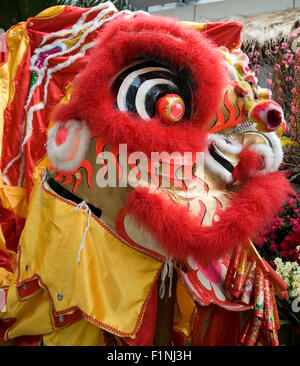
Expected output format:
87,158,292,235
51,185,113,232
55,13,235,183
156,94,185,124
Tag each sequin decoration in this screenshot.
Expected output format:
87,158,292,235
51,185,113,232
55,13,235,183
34,46,63,70
30,71,38,88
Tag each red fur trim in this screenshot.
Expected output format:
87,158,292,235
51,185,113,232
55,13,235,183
125,172,292,267
54,14,226,155
232,148,265,183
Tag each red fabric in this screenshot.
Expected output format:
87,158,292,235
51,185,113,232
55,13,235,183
125,172,292,267
0,318,16,340
202,305,240,346
17,278,40,299
53,309,82,329
0,206,25,253
191,304,212,346
15,335,41,346
0,248,14,273
173,330,186,346
1,6,108,195
54,14,226,157
202,22,243,50
122,283,158,346
192,304,240,346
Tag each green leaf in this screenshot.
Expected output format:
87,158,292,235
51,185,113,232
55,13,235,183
280,319,291,326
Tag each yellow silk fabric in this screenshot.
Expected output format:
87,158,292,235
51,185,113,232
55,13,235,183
174,279,195,338
3,178,163,340
42,318,106,346
31,6,65,20
0,23,29,160
0,172,27,218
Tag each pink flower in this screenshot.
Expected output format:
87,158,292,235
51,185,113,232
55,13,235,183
291,87,297,94
271,232,278,239
272,39,277,45
274,64,281,70
255,239,263,249
248,52,253,58
271,243,278,252
281,42,288,49
265,49,271,55
291,218,298,226
285,76,292,82
290,32,297,39
277,87,283,94
254,50,260,57
266,78,273,86
284,53,294,63
253,58,257,63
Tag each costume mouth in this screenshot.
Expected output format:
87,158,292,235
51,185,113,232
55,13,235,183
208,143,235,174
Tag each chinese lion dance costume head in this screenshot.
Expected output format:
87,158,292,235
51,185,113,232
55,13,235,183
0,2,293,346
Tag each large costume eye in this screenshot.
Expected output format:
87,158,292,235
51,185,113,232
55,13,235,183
111,59,193,123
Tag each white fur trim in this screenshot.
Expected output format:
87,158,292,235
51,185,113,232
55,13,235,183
204,134,242,183
2,6,135,186
40,2,117,46
248,132,283,172
47,119,90,172
207,134,243,155
204,149,233,183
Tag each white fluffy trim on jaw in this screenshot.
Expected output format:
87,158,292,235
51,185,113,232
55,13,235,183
247,131,283,173
207,133,243,155
204,134,243,183
47,119,91,172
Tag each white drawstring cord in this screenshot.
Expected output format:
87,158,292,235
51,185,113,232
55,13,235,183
75,200,92,263
159,257,174,299
38,167,47,205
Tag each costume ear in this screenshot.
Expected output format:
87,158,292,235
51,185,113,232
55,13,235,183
47,119,91,172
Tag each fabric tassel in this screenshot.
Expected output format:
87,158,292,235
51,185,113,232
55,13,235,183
75,201,92,263
159,257,174,299
38,168,47,205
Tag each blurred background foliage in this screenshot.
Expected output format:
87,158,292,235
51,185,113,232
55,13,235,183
0,0,131,31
